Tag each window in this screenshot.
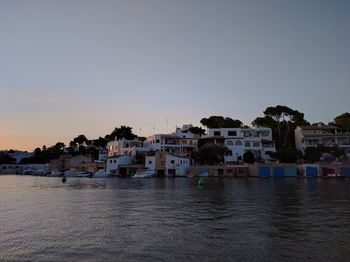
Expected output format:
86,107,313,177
228,131,237,136
244,132,252,137
235,140,243,146
168,169,176,175
171,160,175,164
253,142,260,147
110,160,112,163
180,160,182,164
245,142,250,147
148,160,152,164
214,131,221,136
156,139,160,143
227,150,232,156
226,140,233,146
260,130,270,137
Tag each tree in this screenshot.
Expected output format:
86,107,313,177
243,151,255,164
304,145,345,163
200,116,243,128
134,153,145,164
0,153,15,164
193,143,229,164
276,147,300,163
70,135,88,147
252,105,309,148
47,142,65,158
105,126,137,141
188,126,206,136
333,112,350,130
91,137,108,149
34,147,42,157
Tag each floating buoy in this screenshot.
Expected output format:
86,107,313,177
198,177,206,187
62,176,67,183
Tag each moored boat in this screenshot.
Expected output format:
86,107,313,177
132,170,155,178
64,171,93,177
50,170,64,177
323,173,345,180
94,170,109,178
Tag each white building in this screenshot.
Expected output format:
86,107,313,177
165,154,191,176
144,125,199,157
295,124,350,154
205,127,276,162
145,152,191,176
106,155,133,174
107,138,147,157
98,149,108,161
145,155,156,171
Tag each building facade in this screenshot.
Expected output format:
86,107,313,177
295,125,350,154
107,138,147,157
205,127,276,162
145,152,190,176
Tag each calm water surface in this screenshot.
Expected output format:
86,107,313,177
1,175,350,262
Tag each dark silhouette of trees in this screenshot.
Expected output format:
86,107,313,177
0,153,15,164
188,126,206,136
304,145,345,163
192,143,229,164
200,116,243,129
105,125,137,141
252,105,309,148
252,105,309,163
70,135,88,147
243,151,255,164
91,137,108,148
331,112,350,130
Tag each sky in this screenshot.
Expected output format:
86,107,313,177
0,0,349,151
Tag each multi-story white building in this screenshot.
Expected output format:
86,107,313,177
144,124,199,157
107,138,147,157
295,124,350,154
205,127,276,162
145,152,190,176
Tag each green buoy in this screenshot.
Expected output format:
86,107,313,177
62,176,67,183
198,177,206,187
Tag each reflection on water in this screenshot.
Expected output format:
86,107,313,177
1,175,350,262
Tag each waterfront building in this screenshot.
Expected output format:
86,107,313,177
49,154,95,172
145,151,191,176
107,138,147,157
165,153,191,176
295,124,350,154
106,155,133,174
144,124,199,157
202,127,276,163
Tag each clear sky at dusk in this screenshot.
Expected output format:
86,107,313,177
1,0,349,151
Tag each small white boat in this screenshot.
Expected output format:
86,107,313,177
64,171,92,177
50,170,63,177
132,170,155,178
94,170,109,178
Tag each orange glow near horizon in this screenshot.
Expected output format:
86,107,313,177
0,128,62,152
